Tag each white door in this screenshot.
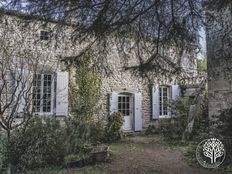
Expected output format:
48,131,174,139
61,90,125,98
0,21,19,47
118,95,133,131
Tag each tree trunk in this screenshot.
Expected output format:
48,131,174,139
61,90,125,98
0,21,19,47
182,75,207,142
182,104,197,142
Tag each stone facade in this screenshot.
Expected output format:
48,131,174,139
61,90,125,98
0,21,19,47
95,40,197,130
99,48,152,129
207,8,232,117
0,10,78,118
0,10,198,131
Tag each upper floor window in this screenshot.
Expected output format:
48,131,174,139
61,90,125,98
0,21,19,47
32,74,54,114
159,86,170,116
40,30,51,40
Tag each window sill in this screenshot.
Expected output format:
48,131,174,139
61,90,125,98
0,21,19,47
159,115,171,119
33,112,54,116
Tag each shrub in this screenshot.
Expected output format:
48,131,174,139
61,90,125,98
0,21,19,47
159,94,209,141
64,117,93,156
63,115,105,162
9,116,65,172
64,154,82,163
89,121,105,144
184,143,198,165
64,153,91,164
224,163,232,173
191,92,209,141
104,112,124,143
159,117,187,141
6,115,105,173
145,124,160,135
158,97,191,141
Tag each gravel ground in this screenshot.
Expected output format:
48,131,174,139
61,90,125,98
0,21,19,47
41,135,226,174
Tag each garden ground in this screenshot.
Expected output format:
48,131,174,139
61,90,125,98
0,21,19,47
37,135,225,174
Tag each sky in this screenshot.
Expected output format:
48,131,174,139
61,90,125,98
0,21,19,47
199,27,206,58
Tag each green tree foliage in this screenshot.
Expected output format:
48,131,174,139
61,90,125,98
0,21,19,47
69,51,101,120
197,58,207,73
65,51,103,155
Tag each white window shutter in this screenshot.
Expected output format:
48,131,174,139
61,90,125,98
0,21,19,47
109,91,118,114
152,85,159,119
134,93,142,131
171,85,180,100
56,71,69,116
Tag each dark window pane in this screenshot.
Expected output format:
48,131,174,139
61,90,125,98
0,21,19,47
126,97,129,102
164,110,167,115
40,30,51,40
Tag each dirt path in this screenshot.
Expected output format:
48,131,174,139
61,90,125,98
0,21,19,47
103,136,225,174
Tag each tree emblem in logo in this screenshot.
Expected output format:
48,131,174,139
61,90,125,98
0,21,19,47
203,138,225,164
196,138,226,168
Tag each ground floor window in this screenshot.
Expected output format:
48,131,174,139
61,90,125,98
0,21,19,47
159,86,170,116
32,74,53,113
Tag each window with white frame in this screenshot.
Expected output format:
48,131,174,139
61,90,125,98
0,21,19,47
118,95,131,116
159,86,170,116
32,74,54,113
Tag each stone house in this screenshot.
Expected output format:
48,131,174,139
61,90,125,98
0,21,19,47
98,45,195,131
0,9,198,132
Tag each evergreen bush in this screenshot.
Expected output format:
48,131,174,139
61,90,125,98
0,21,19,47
9,116,66,173
104,112,124,143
